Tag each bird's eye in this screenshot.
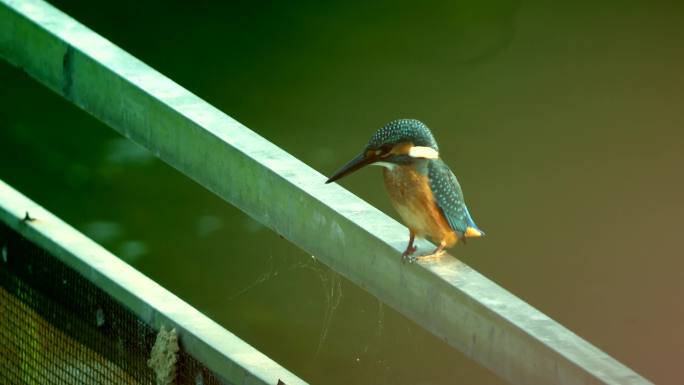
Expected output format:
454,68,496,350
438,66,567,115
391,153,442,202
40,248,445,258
380,144,394,155
368,145,392,158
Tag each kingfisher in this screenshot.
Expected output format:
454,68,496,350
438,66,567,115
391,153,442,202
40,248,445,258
326,119,484,261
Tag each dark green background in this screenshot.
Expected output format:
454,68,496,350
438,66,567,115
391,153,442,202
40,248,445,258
2,0,682,384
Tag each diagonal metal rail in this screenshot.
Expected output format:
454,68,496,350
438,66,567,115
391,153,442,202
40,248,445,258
0,0,652,384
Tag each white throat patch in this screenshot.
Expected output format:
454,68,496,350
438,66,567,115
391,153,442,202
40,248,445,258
371,161,396,170
408,146,439,159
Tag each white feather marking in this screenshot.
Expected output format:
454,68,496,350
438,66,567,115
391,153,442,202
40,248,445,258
408,146,439,159
371,161,396,170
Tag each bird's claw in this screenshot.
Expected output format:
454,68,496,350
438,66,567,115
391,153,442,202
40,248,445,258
401,245,417,263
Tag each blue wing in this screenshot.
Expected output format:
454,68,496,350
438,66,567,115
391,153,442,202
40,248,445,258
427,160,480,235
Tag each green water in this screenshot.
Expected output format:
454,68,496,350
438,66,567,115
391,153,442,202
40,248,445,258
2,0,683,384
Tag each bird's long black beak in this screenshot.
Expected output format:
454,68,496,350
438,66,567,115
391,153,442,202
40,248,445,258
325,151,378,184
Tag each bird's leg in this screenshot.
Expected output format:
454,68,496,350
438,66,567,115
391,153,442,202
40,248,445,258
415,240,447,262
401,231,418,262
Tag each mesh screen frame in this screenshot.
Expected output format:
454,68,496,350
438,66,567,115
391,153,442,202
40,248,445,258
0,179,306,385
0,222,227,385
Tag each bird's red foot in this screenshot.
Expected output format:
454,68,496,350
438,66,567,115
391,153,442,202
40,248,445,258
414,249,446,262
413,241,447,262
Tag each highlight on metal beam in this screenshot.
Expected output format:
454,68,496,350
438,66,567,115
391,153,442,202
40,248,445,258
0,0,653,384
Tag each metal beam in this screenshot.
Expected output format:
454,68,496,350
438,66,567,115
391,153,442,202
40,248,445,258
0,179,307,385
0,0,652,384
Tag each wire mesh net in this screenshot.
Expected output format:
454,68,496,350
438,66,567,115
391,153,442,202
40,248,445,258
0,222,226,385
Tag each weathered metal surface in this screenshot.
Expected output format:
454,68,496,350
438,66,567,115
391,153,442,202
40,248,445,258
0,179,307,385
0,1,652,384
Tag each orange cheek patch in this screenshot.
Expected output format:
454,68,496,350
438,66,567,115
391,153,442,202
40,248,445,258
389,142,414,156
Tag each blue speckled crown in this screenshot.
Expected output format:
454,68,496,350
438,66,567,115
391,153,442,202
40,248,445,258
367,119,439,151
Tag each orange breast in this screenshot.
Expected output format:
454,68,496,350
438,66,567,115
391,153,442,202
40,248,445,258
383,166,458,247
